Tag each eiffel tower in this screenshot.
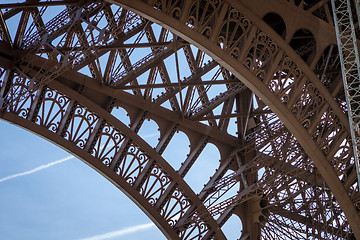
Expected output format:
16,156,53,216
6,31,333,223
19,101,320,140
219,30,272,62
0,0,359,239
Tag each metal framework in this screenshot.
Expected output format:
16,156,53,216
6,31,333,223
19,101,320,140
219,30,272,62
0,0,359,239
331,0,360,192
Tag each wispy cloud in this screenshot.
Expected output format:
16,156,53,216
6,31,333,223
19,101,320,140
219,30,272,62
0,155,73,183
79,222,155,240
142,132,159,139
0,132,159,184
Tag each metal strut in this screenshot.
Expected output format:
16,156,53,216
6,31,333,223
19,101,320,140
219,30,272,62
331,0,360,190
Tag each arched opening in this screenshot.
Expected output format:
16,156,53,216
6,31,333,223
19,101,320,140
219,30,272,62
136,117,161,148
221,213,243,239
289,28,317,64
262,12,286,39
184,143,221,193
111,106,131,127
161,130,190,170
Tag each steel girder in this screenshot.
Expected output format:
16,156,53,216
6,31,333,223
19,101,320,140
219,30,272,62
0,0,359,239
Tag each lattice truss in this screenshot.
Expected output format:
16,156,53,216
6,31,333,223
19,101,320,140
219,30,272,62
0,0,359,239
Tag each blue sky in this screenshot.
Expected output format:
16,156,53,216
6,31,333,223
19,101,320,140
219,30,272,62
0,119,166,240
0,119,241,239
0,1,166,238
0,1,243,239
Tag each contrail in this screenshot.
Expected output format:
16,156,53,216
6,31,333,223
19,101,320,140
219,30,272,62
0,141,112,183
0,132,159,184
0,155,73,183
79,222,155,240
142,132,159,139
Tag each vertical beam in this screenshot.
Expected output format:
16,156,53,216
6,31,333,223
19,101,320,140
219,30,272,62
83,97,117,153
0,10,12,47
14,10,30,48
26,86,46,122
110,110,148,170
132,122,178,191
56,85,84,136
183,45,217,126
174,155,234,228
145,26,181,112
0,70,12,108
331,0,360,190
154,136,210,210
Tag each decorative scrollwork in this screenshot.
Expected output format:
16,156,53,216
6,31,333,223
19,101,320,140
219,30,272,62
161,188,192,227
140,165,172,205
153,0,183,19
187,0,223,36
2,0,359,238
64,105,98,149
217,8,251,51
5,74,35,117
290,80,323,126
244,30,278,80
91,123,126,165
115,143,150,184
269,55,302,102
312,109,343,154
34,89,70,133
178,216,209,240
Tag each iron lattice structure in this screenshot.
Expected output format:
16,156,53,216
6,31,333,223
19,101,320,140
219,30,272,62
331,0,360,191
1,0,360,239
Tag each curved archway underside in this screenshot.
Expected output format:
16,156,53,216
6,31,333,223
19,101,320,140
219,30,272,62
0,0,359,239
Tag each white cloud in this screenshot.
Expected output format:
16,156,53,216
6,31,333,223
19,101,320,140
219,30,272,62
0,155,73,183
0,141,116,183
142,132,159,139
79,222,155,240
0,133,158,184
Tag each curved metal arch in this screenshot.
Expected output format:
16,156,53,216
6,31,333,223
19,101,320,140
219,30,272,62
0,75,229,239
240,0,337,48
106,0,360,236
1,112,181,240
0,0,359,238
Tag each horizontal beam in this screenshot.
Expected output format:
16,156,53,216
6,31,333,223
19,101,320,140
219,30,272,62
0,0,80,9
38,41,180,53
197,110,273,121
119,79,239,90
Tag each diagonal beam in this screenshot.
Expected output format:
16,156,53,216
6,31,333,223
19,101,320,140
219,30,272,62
133,122,178,191
269,206,350,238
13,10,30,48
189,83,247,120
154,60,218,105
0,10,12,47
0,0,80,9
183,45,217,126
72,20,148,71
111,40,185,88
144,25,181,112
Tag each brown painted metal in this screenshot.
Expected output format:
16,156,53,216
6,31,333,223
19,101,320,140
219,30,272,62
0,0,81,9
0,0,359,239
